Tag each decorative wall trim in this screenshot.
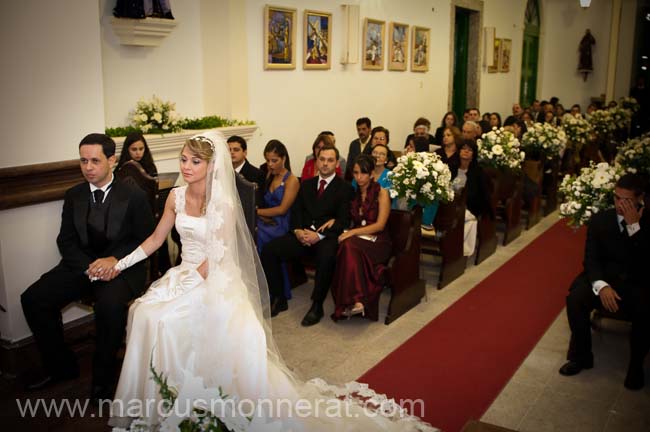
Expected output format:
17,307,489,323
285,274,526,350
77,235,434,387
110,17,178,47
0,126,257,210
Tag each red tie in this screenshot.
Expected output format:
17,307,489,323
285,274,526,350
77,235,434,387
317,179,326,198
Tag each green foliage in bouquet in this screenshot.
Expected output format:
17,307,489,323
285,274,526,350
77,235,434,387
614,133,650,176
520,122,567,161
180,116,255,130
387,151,455,206
477,127,525,171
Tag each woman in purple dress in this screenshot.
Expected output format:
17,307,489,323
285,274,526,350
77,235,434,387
330,154,391,321
256,140,299,299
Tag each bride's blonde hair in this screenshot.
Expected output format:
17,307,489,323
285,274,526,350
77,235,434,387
183,136,215,161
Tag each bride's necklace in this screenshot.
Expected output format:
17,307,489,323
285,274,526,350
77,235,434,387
186,190,206,215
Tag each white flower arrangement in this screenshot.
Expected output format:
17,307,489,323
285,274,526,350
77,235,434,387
520,122,567,161
588,109,616,139
477,127,525,171
387,151,455,206
559,162,621,227
619,96,640,113
561,114,592,150
614,133,650,176
608,106,632,130
131,95,182,134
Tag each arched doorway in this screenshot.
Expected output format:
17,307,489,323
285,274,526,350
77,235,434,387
520,0,540,107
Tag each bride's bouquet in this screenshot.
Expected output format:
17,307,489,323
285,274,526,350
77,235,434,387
388,151,455,206
477,127,525,171
614,133,650,176
520,122,567,161
559,162,620,228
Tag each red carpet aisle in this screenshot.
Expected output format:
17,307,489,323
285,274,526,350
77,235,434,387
360,221,586,432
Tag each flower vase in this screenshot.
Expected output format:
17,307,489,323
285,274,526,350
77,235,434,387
394,197,410,211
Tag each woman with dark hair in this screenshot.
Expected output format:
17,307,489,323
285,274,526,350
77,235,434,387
257,140,299,300
301,133,342,181
503,117,527,140
403,117,436,148
435,126,461,179
116,132,158,176
434,112,459,145
330,154,392,322
365,126,397,169
452,139,493,256
489,112,502,129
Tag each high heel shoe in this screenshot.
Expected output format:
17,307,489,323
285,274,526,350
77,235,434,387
345,303,365,319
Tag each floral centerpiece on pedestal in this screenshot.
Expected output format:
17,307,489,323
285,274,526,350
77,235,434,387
559,162,621,228
608,106,632,131
387,151,455,206
619,96,640,114
477,127,525,171
131,95,182,134
587,109,615,140
614,133,650,176
520,122,567,161
561,115,592,148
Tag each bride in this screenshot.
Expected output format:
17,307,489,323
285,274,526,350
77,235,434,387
109,131,436,431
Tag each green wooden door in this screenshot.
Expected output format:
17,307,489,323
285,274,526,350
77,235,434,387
452,8,470,119
520,32,539,107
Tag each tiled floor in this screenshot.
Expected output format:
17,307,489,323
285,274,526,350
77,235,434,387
271,212,650,431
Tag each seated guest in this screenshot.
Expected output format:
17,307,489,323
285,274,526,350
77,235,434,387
489,112,502,129
353,144,391,190
434,112,459,145
559,174,649,390
21,133,154,401
330,155,391,321
404,117,436,148
503,117,527,140
116,132,158,176
521,111,534,129
301,133,343,181
257,139,299,300
542,110,557,126
227,135,265,204
462,120,481,141
363,126,398,169
451,139,493,256
261,144,353,326
436,126,461,179
307,131,346,174
346,117,372,181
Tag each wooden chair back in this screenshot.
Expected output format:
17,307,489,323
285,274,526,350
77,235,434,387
236,173,257,241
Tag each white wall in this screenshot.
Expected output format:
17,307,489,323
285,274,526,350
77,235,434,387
537,0,613,109
614,0,638,99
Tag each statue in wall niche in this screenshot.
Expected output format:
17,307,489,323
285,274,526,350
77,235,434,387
578,29,595,81
113,0,174,19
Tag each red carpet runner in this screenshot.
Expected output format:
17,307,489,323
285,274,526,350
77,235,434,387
360,221,586,432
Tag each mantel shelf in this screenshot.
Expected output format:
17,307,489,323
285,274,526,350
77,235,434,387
110,17,177,47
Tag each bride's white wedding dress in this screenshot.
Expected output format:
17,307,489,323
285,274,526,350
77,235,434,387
110,133,436,432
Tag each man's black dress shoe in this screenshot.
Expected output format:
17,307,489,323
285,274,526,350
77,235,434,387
25,368,79,391
271,297,288,317
624,365,644,390
301,302,324,327
558,360,593,376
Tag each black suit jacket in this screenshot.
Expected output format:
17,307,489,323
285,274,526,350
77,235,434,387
583,208,649,291
56,179,154,293
238,160,265,204
291,176,353,239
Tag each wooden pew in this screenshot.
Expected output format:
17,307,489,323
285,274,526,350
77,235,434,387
522,159,543,229
475,172,498,265
542,158,560,216
420,187,468,289
491,168,524,246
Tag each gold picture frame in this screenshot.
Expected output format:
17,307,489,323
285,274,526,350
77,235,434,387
264,5,297,70
388,22,409,71
362,18,385,71
499,38,511,73
488,38,501,73
411,26,430,72
303,10,332,70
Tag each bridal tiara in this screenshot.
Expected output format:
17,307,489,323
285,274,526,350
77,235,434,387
193,135,216,153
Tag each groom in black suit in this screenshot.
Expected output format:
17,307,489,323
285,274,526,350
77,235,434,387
560,174,649,390
261,144,352,326
21,133,154,400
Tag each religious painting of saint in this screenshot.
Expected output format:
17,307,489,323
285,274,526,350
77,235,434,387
388,22,409,71
264,5,297,70
500,38,512,73
303,10,332,70
362,18,385,71
411,26,430,72
488,38,501,73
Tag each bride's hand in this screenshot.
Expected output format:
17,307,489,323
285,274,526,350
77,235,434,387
197,260,208,279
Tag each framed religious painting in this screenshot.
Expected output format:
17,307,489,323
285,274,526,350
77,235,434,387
499,38,512,72
488,38,501,73
387,22,409,71
411,26,430,72
303,10,332,69
264,5,297,70
362,18,385,70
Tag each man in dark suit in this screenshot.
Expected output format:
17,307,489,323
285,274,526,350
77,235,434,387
559,174,649,390
228,135,265,204
345,117,371,181
21,133,154,401
262,144,353,326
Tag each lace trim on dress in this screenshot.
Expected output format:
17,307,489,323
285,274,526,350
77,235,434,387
174,186,186,215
